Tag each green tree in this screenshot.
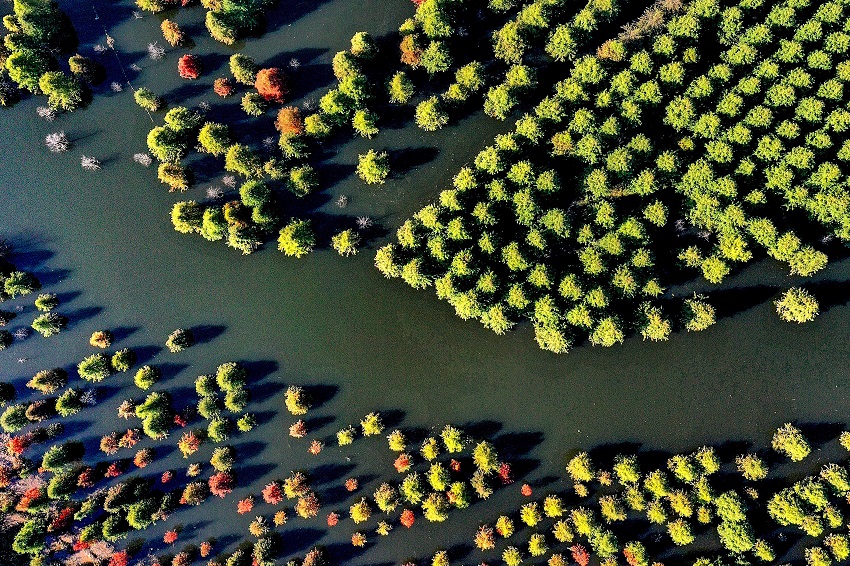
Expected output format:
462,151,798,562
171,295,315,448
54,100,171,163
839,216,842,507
332,229,360,256
198,122,231,156
134,87,162,112
388,71,414,103
31,311,66,336
421,40,452,74
775,287,818,323
171,201,204,234
278,219,315,258
78,353,112,382
241,92,268,116
415,96,449,131
39,71,83,111
352,109,379,138
5,48,52,93
225,143,263,178
357,150,390,184
772,423,811,461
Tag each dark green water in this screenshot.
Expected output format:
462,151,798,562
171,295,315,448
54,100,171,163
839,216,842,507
2,0,850,563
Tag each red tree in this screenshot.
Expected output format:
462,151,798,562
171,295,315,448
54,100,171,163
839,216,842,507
199,541,212,557
0,467,11,488
289,420,307,438
254,68,289,103
326,512,339,526
161,470,174,483
450,459,462,472
214,77,235,97
570,545,590,566
237,496,254,514
178,54,201,79
209,471,234,498
275,107,304,136
108,551,129,566
498,462,514,484
7,433,32,456
521,484,532,497
164,530,178,545
345,478,359,491
105,461,124,478
400,509,415,528
77,467,95,488
394,454,412,473
262,481,283,504
49,507,74,532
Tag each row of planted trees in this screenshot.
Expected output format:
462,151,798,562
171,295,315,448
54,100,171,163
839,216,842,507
0,306,265,565
378,0,850,353
403,423,846,566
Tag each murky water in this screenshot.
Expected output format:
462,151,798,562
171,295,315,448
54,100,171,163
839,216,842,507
1,0,849,563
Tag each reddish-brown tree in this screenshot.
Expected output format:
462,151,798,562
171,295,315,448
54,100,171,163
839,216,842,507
254,68,289,102
262,481,284,504
178,55,201,79
214,77,235,97
237,495,254,514
209,471,235,498
275,106,304,136
570,545,590,566
400,35,422,67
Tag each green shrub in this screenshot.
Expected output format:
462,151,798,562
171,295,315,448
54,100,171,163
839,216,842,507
134,365,161,390
78,353,112,382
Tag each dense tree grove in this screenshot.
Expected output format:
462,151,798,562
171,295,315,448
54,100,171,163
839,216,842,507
1,0,79,109
380,0,850,352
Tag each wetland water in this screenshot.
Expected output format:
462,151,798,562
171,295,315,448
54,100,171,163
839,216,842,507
2,0,850,562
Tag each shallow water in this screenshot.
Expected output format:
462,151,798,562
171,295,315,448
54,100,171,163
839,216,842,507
1,0,850,563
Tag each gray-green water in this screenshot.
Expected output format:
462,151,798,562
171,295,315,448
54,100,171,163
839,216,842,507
2,0,850,563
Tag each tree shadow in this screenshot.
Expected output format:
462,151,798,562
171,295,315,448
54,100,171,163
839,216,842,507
238,462,277,486
261,0,337,34
379,103,414,130
243,360,279,383
34,268,73,288
587,442,644,466
324,541,363,563
163,82,210,104
494,431,544,459
112,326,140,343
306,384,338,410
390,147,440,176
463,420,503,440
310,463,356,486
277,527,326,555
133,345,163,366
447,543,474,562
55,290,82,306
509,457,541,480
304,415,335,433
798,421,845,447
252,379,286,403
808,279,850,313
706,285,779,321
158,362,190,384
192,324,226,345
66,305,103,325
252,410,278,426
381,409,405,429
